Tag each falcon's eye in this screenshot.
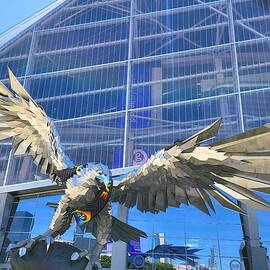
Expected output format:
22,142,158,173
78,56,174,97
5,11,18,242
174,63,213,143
97,170,103,175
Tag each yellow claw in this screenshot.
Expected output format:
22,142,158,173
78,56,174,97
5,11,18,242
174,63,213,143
75,166,82,173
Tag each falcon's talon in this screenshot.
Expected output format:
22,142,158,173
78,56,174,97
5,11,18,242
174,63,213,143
25,238,37,249
70,252,80,261
70,250,88,261
19,247,27,257
84,262,95,270
6,244,14,253
46,236,54,252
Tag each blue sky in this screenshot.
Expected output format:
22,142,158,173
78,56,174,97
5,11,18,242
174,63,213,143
0,0,55,34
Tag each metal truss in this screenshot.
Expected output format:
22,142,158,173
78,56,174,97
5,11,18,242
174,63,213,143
0,165,139,195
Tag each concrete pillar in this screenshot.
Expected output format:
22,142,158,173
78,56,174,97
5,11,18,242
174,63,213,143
239,203,269,270
111,205,128,270
0,193,14,251
151,67,162,123
111,143,133,270
214,57,224,85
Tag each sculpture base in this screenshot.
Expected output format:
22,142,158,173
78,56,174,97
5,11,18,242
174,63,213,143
10,241,89,270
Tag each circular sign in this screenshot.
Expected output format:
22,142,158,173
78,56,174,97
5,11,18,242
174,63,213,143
230,260,241,270
133,255,145,268
133,149,148,165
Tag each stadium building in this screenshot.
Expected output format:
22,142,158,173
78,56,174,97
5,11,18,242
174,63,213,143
0,0,270,269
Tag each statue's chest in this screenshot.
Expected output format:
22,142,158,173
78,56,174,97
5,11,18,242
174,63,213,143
72,186,111,225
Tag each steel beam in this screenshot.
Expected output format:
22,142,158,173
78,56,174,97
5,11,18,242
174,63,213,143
37,85,125,102
35,39,128,57
0,165,138,193
65,0,128,11
111,1,135,269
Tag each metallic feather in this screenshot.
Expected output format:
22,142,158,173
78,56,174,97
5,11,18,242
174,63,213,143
112,120,270,214
0,69,73,176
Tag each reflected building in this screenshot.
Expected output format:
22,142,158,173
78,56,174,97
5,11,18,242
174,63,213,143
153,232,168,263
11,211,34,235
208,246,217,270
0,0,270,269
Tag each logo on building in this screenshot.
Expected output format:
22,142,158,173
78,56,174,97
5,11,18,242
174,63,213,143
133,149,148,165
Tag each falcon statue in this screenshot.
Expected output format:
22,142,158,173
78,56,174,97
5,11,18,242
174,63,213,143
1,68,270,270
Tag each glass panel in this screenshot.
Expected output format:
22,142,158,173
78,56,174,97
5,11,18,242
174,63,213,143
3,232,30,249
39,0,130,29
70,0,96,7
214,204,244,225
0,143,11,186
7,217,35,233
130,47,234,109
0,33,32,58
10,198,39,217
36,21,129,52
33,43,128,74
0,58,28,80
27,65,127,100
237,40,270,92
241,89,270,129
0,33,32,80
133,4,229,58
128,95,242,158
25,64,127,120
38,88,126,119
32,43,128,73
135,0,223,14
128,200,243,270
233,0,270,42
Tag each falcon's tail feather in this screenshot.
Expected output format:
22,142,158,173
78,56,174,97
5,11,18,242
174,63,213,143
46,202,147,242
111,216,147,243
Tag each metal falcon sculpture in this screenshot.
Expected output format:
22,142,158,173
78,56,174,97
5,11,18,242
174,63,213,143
1,69,270,270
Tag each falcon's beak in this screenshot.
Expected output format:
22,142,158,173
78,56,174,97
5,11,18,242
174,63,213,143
95,174,111,191
95,175,105,182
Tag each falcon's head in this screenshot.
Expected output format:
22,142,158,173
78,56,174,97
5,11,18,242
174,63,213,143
89,163,112,191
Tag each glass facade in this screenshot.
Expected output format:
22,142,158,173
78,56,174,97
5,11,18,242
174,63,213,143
0,195,248,269
0,0,270,269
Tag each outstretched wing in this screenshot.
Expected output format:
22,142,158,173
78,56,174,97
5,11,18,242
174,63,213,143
0,68,73,176
112,119,270,214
